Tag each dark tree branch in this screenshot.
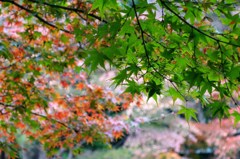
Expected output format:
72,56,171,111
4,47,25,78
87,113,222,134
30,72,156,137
132,0,187,102
28,0,108,23
153,67,188,102
160,0,240,7
0,100,79,132
0,102,16,107
159,0,240,47
30,112,79,133
0,64,15,70
1,0,72,34
0,102,24,115
132,0,151,67
218,42,238,106
143,31,167,49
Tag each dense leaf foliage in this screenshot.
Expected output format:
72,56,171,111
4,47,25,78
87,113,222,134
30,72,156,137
0,0,239,157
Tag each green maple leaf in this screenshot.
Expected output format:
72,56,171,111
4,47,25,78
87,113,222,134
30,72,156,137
178,106,198,122
90,0,117,19
231,111,240,127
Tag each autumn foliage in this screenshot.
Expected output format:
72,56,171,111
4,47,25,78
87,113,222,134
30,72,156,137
0,66,140,157
0,1,142,157
0,0,239,158
0,65,139,155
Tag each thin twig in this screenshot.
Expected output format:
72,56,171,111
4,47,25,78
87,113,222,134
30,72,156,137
159,0,240,47
28,0,107,23
132,0,151,67
143,31,167,48
30,112,79,133
1,0,72,33
160,0,239,6
0,102,15,107
218,42,238,106
132,0,187,101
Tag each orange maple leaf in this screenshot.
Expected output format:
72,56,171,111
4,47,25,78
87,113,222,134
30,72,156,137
61,80,69,88
97,104,104,111
113,131,123,140
41,35,48,41
136,101,141,107
14,21,22,26
112,106,120,112
12,47,24,59
16,122,25,129
76,83,84,90
122,102,129,109
54,111,69,120
85,136,93,144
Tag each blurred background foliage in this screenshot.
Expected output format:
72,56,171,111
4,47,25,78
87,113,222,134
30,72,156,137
9,70,240,159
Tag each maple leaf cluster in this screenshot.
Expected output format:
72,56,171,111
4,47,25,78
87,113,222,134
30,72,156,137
0,66,139,156
0,1,144,157
0,0,239,158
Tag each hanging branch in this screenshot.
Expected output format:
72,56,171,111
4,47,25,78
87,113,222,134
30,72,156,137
1,0,72,34
131,0,151,67
131,0,187,102
30,112,79,133
218,42,238,106
28,0,108,23
159,0,240,47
